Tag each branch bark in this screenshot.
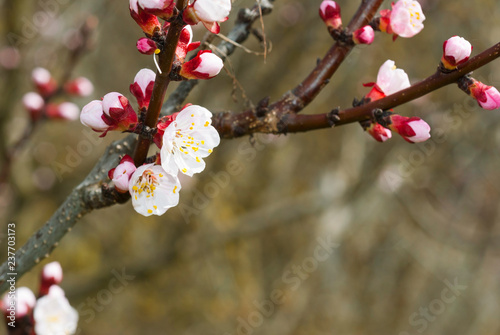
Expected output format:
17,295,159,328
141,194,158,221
213,41,500,137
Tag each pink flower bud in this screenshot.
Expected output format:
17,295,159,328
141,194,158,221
32,67,57,97
441,36,472,70
137,0,175,20
80,100,110,132
389,114,431,143
180,50,223,80
183,0,231,34
137,37,157,55
1,287,36,318
108,155,136,193
469,80,500,110
129,0,162,36
46,102,80,121
390,0,425,38
366,122,392,142
22,92,45,120
39,261,63,297
319,0,342,30
130,68,156,109
102,92,138,131
353,25,374,45
64,77,94,97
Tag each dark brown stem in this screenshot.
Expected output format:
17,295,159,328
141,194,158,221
271,0,384,114
133,1,187,166
213,42,500,137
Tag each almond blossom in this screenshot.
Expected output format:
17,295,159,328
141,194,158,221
353,25,375,45
365,60,411,101
160,104,220,177
319,0,342,30
129,0,162,35
129,163,181,216
183,0,231,34
80,100,110,132
388,114,431,143
468,80,500,110
390,0,425,38
179,50,224,80
101,92,138,133
441,36,472,70
130,68,156,109
33,285,79,335
109,155,137,193
378,0,425,39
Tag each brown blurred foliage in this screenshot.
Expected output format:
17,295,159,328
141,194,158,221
1,0,500,334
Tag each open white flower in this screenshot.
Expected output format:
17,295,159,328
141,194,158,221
34,285,78,335
129,163,181,216
160,105,220,177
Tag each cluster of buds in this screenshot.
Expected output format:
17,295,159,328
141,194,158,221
130,0,228,80
361,60,431,143
81,68,221,216
1,262,79,335
22,67,93,122
440,36,500,110
376,0,425,40
319,0,374,45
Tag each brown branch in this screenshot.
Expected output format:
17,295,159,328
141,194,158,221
133,0,188,166
212,0,385,138
213,41,500,138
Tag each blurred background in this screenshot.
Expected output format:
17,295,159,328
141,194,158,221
1,0,500,334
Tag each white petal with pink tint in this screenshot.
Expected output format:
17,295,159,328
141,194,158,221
376,60,410,96
134,68,156,97
406,119,431,142
80,100,109,131
194,0,231,22
42,261,63,284
130,0,139,13
444,36,472,65
34,285,78,335
22,92,44,111
390,0,425,38
195,52,223,77
32,67,52,85
160,105,220,177
102,92,125,115
112,159,137,193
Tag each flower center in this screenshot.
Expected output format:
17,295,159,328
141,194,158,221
132,170,158,199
